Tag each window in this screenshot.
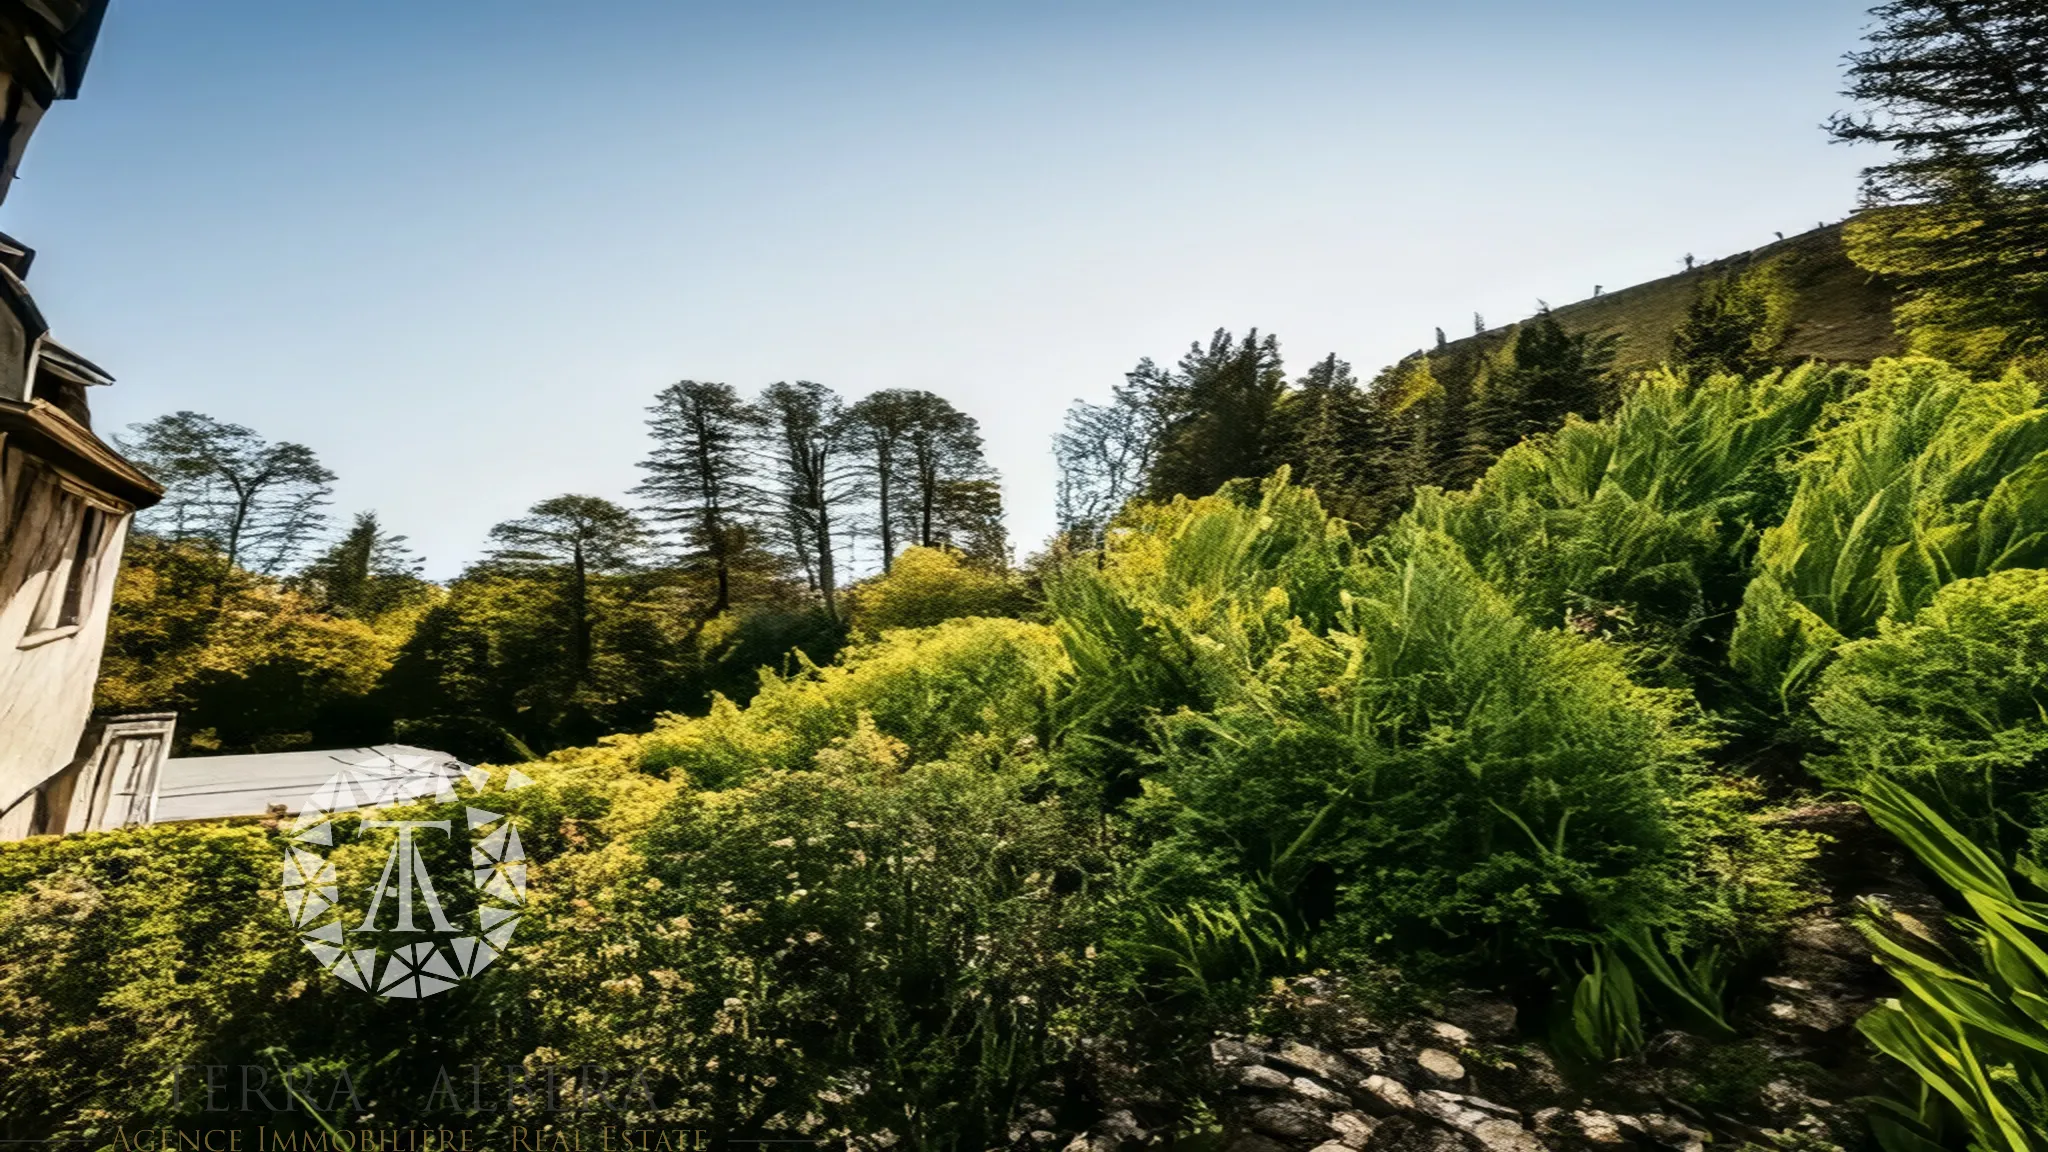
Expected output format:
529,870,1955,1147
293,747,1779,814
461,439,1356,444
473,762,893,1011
22,497,104,644
58,505,100,627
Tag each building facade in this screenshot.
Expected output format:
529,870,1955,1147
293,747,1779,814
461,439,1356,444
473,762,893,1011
0,0,171,840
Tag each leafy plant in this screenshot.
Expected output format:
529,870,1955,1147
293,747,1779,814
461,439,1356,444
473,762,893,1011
1732,359,2048,712
1853,776,2048,1152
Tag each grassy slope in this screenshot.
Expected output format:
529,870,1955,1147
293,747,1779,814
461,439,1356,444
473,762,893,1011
1427,220,1904,375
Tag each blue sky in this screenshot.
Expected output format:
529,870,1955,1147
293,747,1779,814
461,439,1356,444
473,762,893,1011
9,0,1877,578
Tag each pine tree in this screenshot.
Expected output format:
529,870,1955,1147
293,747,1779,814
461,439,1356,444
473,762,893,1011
1277,353,1375,518
1672,264,1787,382
1141,328,1288,500
1829,1,2048,363
634,380,763,614
298,511,425,618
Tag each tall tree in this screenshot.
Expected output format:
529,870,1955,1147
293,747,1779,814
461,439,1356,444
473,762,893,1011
486,495,645,682
757,381,856,620
120,411,335,573
1139,328,1288,501
1827,0,2048,203
1054,388,1157,548
1276,353,1376,518
1828,1,2048,363
842,389,922,571
634,380,763,614
897,392,1001,557
297,511,426,619
1461,311,1620,474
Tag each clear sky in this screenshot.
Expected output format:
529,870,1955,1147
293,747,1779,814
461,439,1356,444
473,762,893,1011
8,0,1877,579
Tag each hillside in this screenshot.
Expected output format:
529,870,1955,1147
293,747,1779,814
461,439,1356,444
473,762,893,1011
1429,219,1904,375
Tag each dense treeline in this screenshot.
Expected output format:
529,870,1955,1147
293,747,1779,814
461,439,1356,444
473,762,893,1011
105,380,1015,760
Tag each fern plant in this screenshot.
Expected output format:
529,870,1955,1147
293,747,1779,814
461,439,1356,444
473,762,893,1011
1732,359,2048,711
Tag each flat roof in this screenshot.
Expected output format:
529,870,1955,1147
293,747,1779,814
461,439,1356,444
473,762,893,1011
153,744,461,824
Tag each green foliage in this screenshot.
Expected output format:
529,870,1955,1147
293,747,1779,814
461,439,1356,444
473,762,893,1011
1417,363,1846,686
1559,944,1644,1063
1134,518,1718,984
1851,776,2048,1152
848,546,1029,635
1731,358,2048,711
97,535,401,753
1814,569,2048,857
636,616,1068,788
1673,261,1794,384
1462,311,1622,468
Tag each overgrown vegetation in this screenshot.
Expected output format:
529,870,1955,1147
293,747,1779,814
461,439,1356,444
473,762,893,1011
30,349,2048,1146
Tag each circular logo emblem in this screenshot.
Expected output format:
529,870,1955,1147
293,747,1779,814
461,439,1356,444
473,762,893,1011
278,750,533,999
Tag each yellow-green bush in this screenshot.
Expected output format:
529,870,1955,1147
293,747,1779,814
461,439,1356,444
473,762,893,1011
636,616,1069,788
847,546,1028,635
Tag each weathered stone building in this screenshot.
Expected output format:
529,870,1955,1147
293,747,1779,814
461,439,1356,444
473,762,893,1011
0,0,172,839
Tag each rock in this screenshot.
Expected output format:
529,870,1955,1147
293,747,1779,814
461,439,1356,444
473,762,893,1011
1467,1119,1546,1152
1413,1048,1466,1082
1061,1135,1117,1152
1273,1040,1360,1084
1440,996,1518,1041
1425,1020,1473,1047
1222,1134,1291,1152
1249,1101,1339,1143
1310,1144,1355,1152
1370,1123,1464,1152
1570,1112,1630,1148
1784,916,1869,960
1638,1114,1708,1152
1213,1038,1268,1067
1234,1064,1295,1092
1529,1108,1565,1136
1329,1111,1380,1149
1642,1030,1710,1068
1290,1076,1354,1109
1097,1111,1147,1143
1343,1046,1391,1073
1026,1131,1059,1148
1414,1090,1521,1137
1354,1075,1416,1116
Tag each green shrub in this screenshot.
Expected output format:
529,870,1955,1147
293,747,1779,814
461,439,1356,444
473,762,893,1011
1814,569,2048,857
1415,364,1844,687
1732,359,2048,711
637,617,1068,788
1122,522,1734,987
848,547,1029,635
494,751,1102,1151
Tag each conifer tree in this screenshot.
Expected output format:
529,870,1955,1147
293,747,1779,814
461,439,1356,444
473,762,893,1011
1277,353,1376,518
298,511,425,618
1829,0,2048,363
634,380,763,614
1140,328,1288,500
1672,265,1787,382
